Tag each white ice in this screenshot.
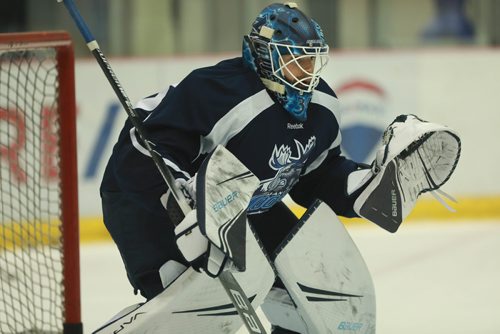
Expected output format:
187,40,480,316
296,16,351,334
81,220,500,334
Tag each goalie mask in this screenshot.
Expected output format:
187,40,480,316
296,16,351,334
243,2,330,121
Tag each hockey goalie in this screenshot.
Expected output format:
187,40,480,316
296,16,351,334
95,3,461,334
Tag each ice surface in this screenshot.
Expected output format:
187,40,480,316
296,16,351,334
81,220,500,334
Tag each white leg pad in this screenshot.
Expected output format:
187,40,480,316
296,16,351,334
263,201,376,333
99,261,187,331
93,223,275,334
159,260,188,288
261,287,308,333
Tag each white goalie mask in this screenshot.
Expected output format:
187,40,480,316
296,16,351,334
269,41,329,93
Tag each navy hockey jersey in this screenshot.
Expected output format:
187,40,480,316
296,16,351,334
101,57,361,217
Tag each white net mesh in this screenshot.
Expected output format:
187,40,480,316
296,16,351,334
0,46,64,333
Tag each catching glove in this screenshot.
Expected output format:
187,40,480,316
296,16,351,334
352,114,461,232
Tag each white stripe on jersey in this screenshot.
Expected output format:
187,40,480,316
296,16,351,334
131,85,192,179
304,90,342,175
134,87,171,112
311,90,341,124
199,89,274,155
129,127,191,179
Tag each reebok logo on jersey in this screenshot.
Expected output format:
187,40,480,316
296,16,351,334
287,123,304,130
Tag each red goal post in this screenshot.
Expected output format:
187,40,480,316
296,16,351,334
0,31,81,334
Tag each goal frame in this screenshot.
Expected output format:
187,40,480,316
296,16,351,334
0,31,81,334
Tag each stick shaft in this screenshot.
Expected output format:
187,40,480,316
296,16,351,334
60,1,266,332
62,0,190,213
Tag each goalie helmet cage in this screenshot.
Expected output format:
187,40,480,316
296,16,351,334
0,32,82,334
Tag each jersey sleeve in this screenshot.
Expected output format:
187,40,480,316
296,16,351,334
130,71,226,180
102,58,261,195
289,146,363,217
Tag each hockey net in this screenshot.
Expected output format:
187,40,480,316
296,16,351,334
0,32,81,334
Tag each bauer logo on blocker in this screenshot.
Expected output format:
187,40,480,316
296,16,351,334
212,191,240,212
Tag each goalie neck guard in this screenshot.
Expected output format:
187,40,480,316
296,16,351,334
243,2,329,121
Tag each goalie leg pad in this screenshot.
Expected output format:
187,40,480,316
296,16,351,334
93,223,275,334
262,287,308,333
262,201,376,334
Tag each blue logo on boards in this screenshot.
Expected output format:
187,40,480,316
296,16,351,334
336,80,389,164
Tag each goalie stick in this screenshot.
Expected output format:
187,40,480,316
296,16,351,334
57,1,267,333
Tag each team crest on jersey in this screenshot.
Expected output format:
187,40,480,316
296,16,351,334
248,136,316,213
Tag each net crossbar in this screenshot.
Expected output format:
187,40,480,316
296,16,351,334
0,31,81,334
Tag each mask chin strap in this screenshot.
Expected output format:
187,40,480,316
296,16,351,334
255,26,287,95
